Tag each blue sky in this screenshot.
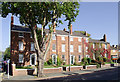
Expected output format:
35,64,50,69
0,2,118,52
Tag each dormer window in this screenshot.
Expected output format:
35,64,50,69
19,32,24,37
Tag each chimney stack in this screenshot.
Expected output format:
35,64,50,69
11,15,14,27
116,45,118,48
70,24,72,35
85,31,87,36
63,28,66,31
103,34,106,42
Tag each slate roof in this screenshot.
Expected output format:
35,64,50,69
89,39,110,44
11,25,87,37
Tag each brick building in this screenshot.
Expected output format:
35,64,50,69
88,35,111,60
10,16,90,66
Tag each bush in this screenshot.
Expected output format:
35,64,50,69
57,57,63,66
82,58,88,66
63,62,66,65
91,59,98,63
87,58,91,64
103,57,107,62
96,56,103,62
44,62,48,66
96,63,100,68
106,59,111,63
47,59,52,65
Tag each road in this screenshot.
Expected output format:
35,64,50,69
2,67,120,82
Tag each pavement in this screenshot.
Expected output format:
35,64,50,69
2,66,119,81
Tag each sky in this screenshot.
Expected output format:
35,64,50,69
0,2,118,52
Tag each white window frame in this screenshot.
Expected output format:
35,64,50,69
86,47,88,52
86,38,88,43
52,54,57,65
19,54,24,63
19,32,24,37
52,44,56,52
19,41,23,51
31,42,35,51
70,45,73,52
52,34,56,40
105,44,107,49
30,53,37,65
62,44,65,52
86,55,90,58
78,37,82,42
78,45,82,52
61,36,65,41
93,43,95,48
70,37,73,41
105,53,107,58
93,53,95,60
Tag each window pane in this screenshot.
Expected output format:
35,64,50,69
62,55,65,61
70,37,73,41
78,45,81,52
19,41,23,51
52,34,56,40
70,45,73,52
31,42,35,51
52,44,56,51
78,38,81,42
62,36,65,40
62,44,65,52
78,55,81,61
19,54,23,63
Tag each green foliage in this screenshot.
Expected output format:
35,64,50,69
47,59,52,65
103,57,107,62
87,58,91,64
96,56,103,62
82,58,88,66
16,66,33,69
74,31,91,37
96,63,100,68
4,47,10,60
57,56,63,66
44,62,48,66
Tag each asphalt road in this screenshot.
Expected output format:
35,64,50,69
2,67,120,82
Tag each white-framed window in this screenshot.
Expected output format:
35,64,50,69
78,55,81,62
19,32,24,37
70,37,73,41
105,44,107,49
19,41,23,51
86,38,88,43
86,47,88,52
78,45,82,52
62,55,65,62
61,36,65,41
19,54,24,63
30,54,36,65
93,43,95,48
52,34,56,40
93,53,95,60
78,37,81,42
52,54,57,65
30,33,32,38
70,55,75,65
52,44,56,52
31,42,35,51
62,44,65,52
86,55,90,58
70,45,73,52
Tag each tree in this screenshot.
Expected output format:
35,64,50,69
4,47,10,60
2,2,80,77
74,31,91,37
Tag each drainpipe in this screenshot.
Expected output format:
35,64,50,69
68,29,71,71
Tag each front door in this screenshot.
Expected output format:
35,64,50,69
31,55,35,65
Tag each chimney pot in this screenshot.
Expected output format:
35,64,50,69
103,34,106,42
112,45,114,48
63,28,66,31
85,31,88,36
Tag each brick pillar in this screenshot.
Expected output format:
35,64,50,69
12,64,16,76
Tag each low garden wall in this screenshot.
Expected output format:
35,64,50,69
86,65,97,69
66,66,83,71
101,64,110,68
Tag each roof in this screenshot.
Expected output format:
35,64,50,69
89,39,110,44
11,25,87,37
